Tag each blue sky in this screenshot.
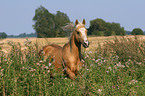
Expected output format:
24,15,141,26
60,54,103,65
0,0,145,35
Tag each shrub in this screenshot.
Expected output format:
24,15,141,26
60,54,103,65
131,28,144,35
97,36,145,62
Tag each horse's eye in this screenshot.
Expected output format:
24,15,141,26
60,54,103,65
76,31,79,34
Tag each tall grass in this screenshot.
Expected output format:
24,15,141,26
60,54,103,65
0,37,145,95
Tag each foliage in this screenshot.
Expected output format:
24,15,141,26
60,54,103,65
131,28,144,35
0,38,145,95
96,36,145,62
33,6,70,38
88,18,125,36
0,32,7,39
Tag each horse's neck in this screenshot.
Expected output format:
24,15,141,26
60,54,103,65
69,33,81,58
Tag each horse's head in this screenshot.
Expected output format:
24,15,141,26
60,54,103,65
74,19,89,48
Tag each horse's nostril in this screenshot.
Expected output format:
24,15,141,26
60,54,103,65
84,40,89,45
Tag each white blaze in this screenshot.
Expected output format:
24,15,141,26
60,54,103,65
79,28,87,41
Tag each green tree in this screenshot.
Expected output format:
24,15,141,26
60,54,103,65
88,18,125,36
0,32,7,38
33,6,55,38
110,23,125,35
33,6,70,38
54,11,70,37
88,18,106,35
131,28,144,35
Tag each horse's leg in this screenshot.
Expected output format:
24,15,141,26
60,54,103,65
66,67,76,80
75,60,83,76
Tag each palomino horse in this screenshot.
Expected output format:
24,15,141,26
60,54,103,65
39,19,89,80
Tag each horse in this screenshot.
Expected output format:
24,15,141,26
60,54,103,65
62,19,89,80
39,19,89,80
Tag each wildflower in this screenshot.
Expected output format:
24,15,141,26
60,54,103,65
117,85,119,89
103,60,107,62
95,59,100,63
136,62,142,65
81,59,85,63
48,70,50,73
1,69,4,72
97,89,102,94
106,71,109,73
116,62,125,68
88,51,92,54
36,63,40,66
30,68,36,72
116,62,122,67
112,85,119,89
85,55,89,59
128,79,138,85
108,67,112,70
45,66,49,69
49,63,52,66
39,60,43,63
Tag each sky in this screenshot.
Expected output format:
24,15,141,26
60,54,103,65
0,0,145,35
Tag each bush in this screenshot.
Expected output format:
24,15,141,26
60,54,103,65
97,36,145,62
0,32,7,39
131,28,144,35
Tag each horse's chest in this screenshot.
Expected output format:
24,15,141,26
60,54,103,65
64,55,78,65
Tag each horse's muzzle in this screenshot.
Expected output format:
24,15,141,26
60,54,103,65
83,40,89,48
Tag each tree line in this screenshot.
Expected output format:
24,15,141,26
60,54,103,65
7,32,37,38
33,6,144,37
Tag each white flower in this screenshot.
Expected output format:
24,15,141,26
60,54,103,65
48,70,50,73
49,63,52,66
98,89,102,94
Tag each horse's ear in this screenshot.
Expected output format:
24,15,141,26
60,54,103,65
82,19,86,25
75,19,79,25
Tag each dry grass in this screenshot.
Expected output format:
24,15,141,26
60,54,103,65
0,35,145,53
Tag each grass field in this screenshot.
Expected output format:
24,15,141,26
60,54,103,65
0,35,145,95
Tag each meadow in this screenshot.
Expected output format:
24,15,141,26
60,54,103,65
0,36,145,95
